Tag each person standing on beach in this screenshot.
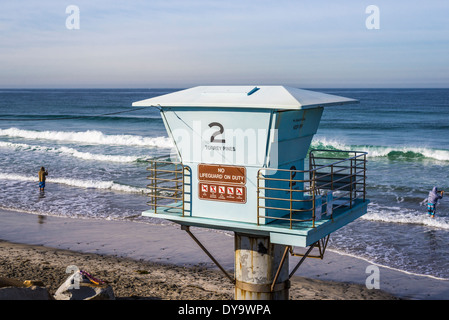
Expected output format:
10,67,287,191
38,167,48,191
426,187,444,218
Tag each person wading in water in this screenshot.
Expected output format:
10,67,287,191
38,167,48,191
426,187,444,218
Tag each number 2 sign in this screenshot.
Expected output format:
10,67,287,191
209,122,225,143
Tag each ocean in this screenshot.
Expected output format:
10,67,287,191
0,88,448,282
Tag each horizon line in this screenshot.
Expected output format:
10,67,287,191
1,86,449,90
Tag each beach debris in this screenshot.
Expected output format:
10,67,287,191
135,269,149,274
54,270,115,300
0,277,52,300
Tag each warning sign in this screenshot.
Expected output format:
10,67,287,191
198,164,246,185
199,183,246,203
198,164,246,203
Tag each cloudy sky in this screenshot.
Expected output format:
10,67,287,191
1,1,448,88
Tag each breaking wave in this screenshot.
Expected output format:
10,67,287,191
0,127,173,148
311,137,449,162
0,141,147,163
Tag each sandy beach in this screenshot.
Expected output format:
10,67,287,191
0,208,448,300
0,239,398,300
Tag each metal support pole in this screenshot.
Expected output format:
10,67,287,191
181,225,234,284
289,244,315,278
234,233,289,300
271,245,290,292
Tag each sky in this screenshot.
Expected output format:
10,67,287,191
0,1,448,88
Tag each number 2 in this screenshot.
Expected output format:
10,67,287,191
209,122,225,143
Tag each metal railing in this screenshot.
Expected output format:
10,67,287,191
257,150,367,228
146,150,366,229
146,155,188,216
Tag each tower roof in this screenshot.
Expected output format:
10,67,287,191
132,86,358,110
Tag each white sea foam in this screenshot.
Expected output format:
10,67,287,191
362,203,449,230
0,141,145,163
0,127,173,148
0,173,145,193
58,146,143,163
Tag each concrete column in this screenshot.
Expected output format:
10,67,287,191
234,233,289,300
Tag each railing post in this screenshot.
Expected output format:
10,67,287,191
174,163,179,199
363,153,366,202
309,151,312,171
289,170,293,229
331,164,334,190
312,170,316,228
257,170,260,226
181,165,185,217
154,161,158,213
349,158,353,208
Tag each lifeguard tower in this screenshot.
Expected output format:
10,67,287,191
133,86,368,299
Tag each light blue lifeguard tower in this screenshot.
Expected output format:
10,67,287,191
133,86,368,299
